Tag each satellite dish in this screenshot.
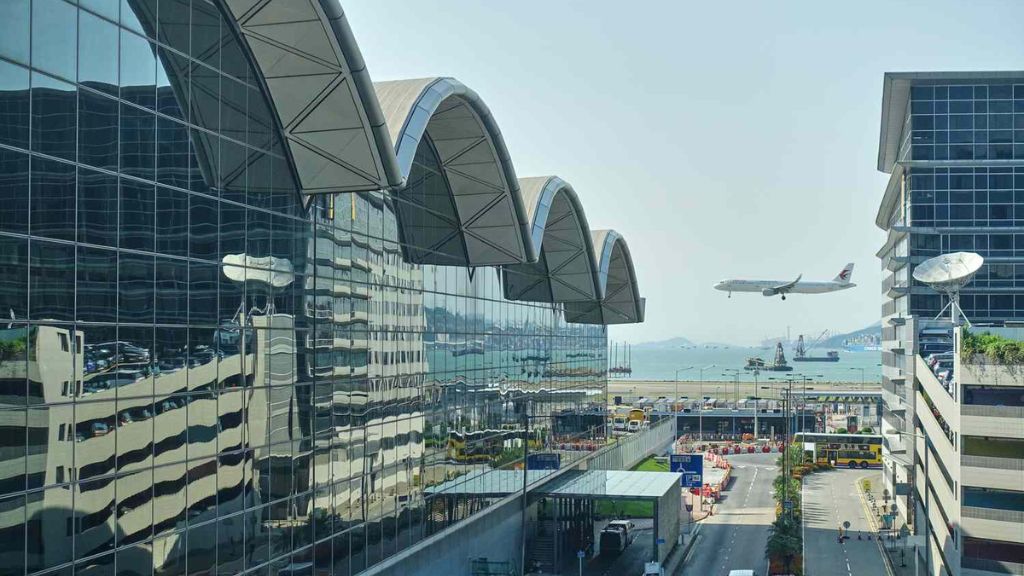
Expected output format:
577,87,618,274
912,251,983,326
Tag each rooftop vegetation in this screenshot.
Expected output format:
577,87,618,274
961,329,1024,365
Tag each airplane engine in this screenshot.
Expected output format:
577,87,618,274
761,288,777,297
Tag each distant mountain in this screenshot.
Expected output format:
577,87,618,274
631,336,696,349
823,323,881,347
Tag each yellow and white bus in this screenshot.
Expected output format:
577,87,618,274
793,432,883,469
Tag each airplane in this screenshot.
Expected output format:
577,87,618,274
714,263,856,300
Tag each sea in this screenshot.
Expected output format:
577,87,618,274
613,345,883,383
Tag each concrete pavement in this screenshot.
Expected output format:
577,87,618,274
802,468,889,576
680,452,777,575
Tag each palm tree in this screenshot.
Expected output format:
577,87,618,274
765,517,802,574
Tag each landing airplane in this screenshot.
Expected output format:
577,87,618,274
714,263,856,300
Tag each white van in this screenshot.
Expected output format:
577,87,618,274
727,570,756,576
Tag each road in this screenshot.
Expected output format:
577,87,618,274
680,452,777,576
803,468,888,576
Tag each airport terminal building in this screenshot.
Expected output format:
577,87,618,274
875,72,1024,576
0,1,645,574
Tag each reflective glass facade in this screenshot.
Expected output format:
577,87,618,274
0,2,609,575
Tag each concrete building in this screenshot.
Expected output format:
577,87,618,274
912,327,1024,575
0,1,646,575
875,71,1024,575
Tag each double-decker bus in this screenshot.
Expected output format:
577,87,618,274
792,432,883,469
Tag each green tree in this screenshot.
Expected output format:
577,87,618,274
765,516,802,573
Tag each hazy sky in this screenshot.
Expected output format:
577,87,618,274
345,1,1024,345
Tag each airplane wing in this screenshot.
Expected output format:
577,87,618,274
772,274,802,294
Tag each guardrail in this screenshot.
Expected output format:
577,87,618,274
961,454,1024,471
961,505,1024,524
962,404,1024,418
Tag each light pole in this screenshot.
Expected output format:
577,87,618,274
887,429,930,575
697,364,715,443
674,366,695,413
721,368,741,403
752,368,761,439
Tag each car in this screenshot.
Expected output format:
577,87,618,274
728,570,756,576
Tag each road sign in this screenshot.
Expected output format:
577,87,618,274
577,550,585,559
670,454,704,488
783,500,794,511
527,452,561,470
843,520,851,529
656,538,666,545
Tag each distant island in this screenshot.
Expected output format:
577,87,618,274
631,322,881,350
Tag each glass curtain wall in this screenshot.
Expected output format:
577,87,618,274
0,1,608,575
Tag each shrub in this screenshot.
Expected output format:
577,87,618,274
962,329,1024,365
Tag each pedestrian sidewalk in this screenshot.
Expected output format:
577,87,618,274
858,478,917,576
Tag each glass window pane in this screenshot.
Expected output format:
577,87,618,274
155,256,187,324
78,89,119,171
78,10,119,96
119,251,154,323
29,239,75,321
30,157,76,241
77,245,118,322
156,47,188,121
156,186,189,257
81,0,119,20
157,0,190,55
120,29,157,110
157,117,191,188
78,167,118,247
120,103,156,181
191,0,221,69
31,73,77,161
32,0,78,81
0,148,30,235
189,193,217,261
0,235,29,320
120,178,155,252
0,0,31,65
0,59,30,150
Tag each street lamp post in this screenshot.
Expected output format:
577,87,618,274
698,364,715,443
887,429,930,574
674,366,695,413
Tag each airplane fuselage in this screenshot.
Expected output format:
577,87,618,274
714,279,856,295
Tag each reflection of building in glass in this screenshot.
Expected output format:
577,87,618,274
0,1,643,574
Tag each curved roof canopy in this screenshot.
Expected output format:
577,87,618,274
503,177,601,302
374,77,532,266
222,0,403,194
564,231,645,324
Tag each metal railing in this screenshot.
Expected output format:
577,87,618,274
961,506,1024,524
961,454,1024,471
962,404,1024,418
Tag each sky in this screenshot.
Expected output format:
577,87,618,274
344,1,1024,345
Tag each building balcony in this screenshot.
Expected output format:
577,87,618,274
962,556,1024,576
961,454,1024,492
961,404,1024,440
961,507,1024,543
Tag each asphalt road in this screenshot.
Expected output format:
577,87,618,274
802,468,888,576
680,452,777,576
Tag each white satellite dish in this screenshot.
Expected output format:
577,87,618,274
912,251,983,326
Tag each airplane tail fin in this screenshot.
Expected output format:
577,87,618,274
834,263,854,284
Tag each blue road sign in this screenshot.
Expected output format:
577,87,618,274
656,538,666,545
577,550,586,559
669,454,704,488
527,452,561,470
